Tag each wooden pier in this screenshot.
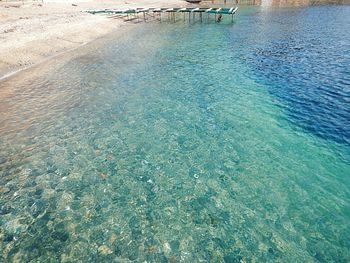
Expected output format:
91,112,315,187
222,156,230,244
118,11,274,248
85,7,238,23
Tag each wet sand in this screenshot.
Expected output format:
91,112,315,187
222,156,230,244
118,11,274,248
0,0,187,80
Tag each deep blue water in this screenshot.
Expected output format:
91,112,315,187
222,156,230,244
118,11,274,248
242,6,350,145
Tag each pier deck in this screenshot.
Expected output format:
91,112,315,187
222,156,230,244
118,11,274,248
85,7,238,23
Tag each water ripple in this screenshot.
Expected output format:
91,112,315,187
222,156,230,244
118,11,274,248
244,6,350,145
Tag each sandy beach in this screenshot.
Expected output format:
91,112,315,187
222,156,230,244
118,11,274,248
0,0,188,79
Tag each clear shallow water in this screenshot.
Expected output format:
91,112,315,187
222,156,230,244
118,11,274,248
1,5,350,262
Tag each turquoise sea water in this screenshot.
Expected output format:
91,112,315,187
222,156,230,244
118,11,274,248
1,5,350,262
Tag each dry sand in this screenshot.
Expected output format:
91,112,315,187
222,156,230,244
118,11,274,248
0,0,188,79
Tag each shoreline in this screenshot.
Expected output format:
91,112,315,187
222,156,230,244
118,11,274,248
0,0,187,81
1,0,348,81
0,23,135,83
0,38,90,82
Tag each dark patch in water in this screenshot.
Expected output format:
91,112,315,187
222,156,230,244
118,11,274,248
245,6,350,145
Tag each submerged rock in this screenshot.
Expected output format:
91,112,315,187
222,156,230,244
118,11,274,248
98,245,112,255
51,230,69,242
